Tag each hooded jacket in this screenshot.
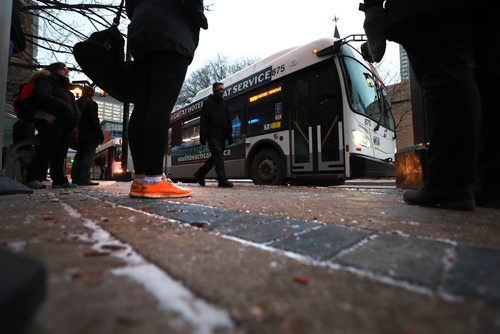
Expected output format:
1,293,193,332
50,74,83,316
31,74,80,128
126,0,207,62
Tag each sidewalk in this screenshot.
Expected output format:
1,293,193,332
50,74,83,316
1,180,499,333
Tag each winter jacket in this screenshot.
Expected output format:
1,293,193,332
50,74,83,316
200,95,233,146
76,97,104,144
31,75,80,128
126,0,207,62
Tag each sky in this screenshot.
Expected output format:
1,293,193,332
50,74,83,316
188,0,400,81
66,0,400,83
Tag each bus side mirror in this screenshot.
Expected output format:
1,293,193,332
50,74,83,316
361,42,374,63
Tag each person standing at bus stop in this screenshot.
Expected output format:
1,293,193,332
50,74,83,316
126,0,207,198
25,62,80,189
71,86,104,186
361,0,499,210
194,82,234,188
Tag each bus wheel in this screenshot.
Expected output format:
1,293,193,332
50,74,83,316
251,149,285,185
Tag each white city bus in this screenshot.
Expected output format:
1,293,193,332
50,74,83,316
167,36,396,185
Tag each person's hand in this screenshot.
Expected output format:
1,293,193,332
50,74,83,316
363,6,387,63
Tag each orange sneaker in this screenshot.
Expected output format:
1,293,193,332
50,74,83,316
142,178,193,198
129,180,144,198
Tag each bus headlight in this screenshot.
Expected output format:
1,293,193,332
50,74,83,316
352,130,371,148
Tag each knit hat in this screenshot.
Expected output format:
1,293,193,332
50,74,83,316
47,62,67,76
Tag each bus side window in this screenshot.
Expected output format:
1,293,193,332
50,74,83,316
227,99,244,142
247,85,283,137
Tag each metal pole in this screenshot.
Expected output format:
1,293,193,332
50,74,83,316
120,48,131,176
0,0,13,168
409,64,427,144
0,0,32,194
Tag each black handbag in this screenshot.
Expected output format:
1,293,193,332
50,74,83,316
73,0,136,103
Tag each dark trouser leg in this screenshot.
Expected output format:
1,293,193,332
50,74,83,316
396,12,479,191
196,155,214,177
207,137,226,180
49,125,72,185
27,120,51,182
71,147,82,183
27,120,70,184
474,4,500,195
128,51,189,175
73,142,98,182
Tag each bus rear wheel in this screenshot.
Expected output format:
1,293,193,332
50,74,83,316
251,149,285,185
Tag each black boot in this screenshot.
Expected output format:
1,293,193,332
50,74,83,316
403,186,475,211
194,171,205,187
218,179,233,188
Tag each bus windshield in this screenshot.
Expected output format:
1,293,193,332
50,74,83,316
342,56,395,132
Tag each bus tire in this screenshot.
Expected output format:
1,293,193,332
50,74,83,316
250,149,285,185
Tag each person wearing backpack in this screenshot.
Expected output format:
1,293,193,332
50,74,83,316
25,62,81,189
125,0,207,198
71,86,104,186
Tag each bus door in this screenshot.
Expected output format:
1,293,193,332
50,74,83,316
290,62,344,174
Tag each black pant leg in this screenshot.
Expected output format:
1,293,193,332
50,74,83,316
49,123,72,184
207,137,226,180
474,3,500,190
397,12,479,189
128,51,190,176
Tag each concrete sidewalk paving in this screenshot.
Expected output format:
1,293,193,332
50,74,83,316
1,180,499,333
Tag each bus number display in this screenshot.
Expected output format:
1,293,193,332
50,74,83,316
271,64,286,77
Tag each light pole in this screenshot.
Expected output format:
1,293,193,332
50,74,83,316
0,0,32,195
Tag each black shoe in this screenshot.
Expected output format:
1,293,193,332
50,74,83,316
194,171,205,187
218,179,233,188
475,187,500,209
76,180,99,186
403,187,475,211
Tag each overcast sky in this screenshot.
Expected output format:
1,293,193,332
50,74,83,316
189,0,400,80
68,0,400,83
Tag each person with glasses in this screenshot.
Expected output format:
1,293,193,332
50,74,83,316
25,62,80,189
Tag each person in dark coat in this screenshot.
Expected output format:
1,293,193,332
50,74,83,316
125,0,207,198
25,62,80,189
71,86,104,186
194,82,234,188
361,0,499,210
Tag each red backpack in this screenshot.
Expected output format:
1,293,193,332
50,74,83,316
13,82,37,122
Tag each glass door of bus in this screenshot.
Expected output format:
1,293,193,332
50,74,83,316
290,62,344,174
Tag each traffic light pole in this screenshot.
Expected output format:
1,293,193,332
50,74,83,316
119,47,132,181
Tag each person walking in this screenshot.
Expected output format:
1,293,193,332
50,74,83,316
194,82,234,188
361,0,499,210
71,86,104,186
125,0,207,198
25,62,80,189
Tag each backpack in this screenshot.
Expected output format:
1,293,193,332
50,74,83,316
13,82,37,122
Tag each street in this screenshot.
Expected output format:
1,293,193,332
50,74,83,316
1,179,500,333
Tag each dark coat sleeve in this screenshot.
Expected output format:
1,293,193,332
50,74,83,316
182,0,208,30
199,100,208,145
